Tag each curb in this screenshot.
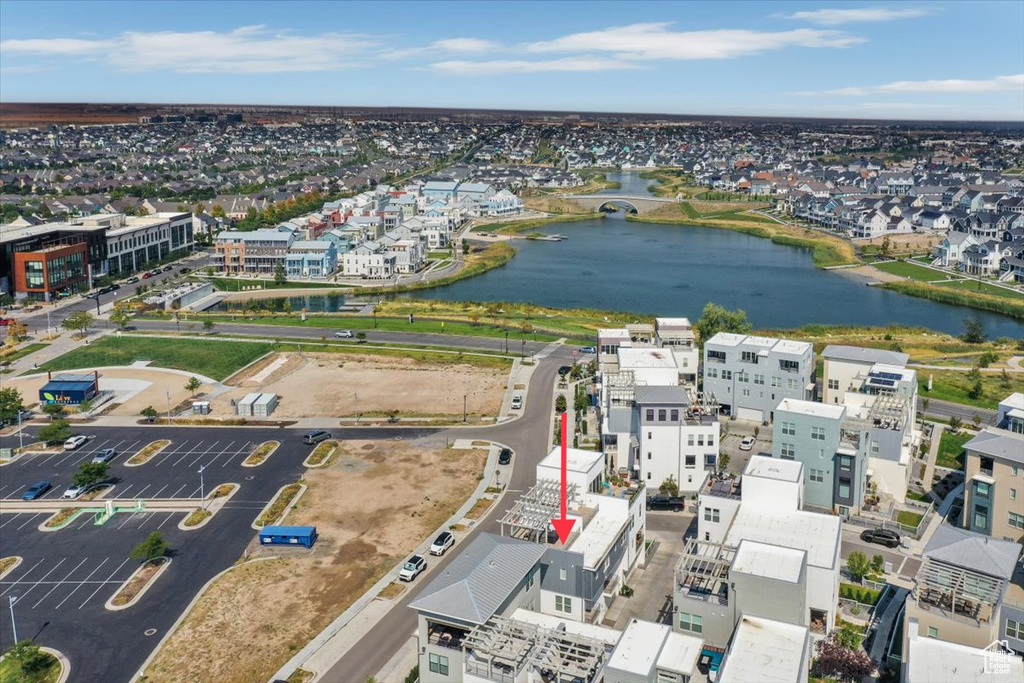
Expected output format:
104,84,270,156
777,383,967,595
0,555,23,580
38,508,91,532
40,647,71,683
178,483,240,531
125,439,172,467
105,557,172,611
272,441,510,682
302,441,339,468
252,483,307,530
242,441,280,468
132,556,281,682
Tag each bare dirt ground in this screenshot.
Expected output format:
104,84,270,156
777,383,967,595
142,439,486,683
214,351,507,418
841,265,908,283
7,368,200,417
855,232,943,252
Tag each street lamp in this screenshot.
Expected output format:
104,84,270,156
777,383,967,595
198,465,206,509
17,409,24,452
8,595,18,643
463,394,468,423
165,388,172,424
504,330,508,354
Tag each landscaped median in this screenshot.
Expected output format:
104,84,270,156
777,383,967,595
126,439,171,466
178,483,239,531
252,482,306,529
243,441,280,467
0,641,67,683
106,557,171,611
303,440,339,468
0,556,22,579
42,508,85,531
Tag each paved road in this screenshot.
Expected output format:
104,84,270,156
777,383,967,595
320,345,574,683
131,319,554,355
919,397,996,425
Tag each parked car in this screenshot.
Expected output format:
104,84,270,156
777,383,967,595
0,318,13,326
303,429,332,445
151,269,163,277
860,528,901,548
140,272,152,280
498,448,513,465
61,479,113,500
162,265,173,272
578,346,596,354
84,292,99,300
22,481,52,500
178,267,191,274
125,276,140,284
64,435,88,450
429,532,455,556
646,494,686,512
91,447,117,464
738,436,756,451
510,395,523,410
334,330,355,338
109,283,121,290
399,555,427,581
558,365,572,377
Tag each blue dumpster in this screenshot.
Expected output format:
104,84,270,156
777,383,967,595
259,525,318,548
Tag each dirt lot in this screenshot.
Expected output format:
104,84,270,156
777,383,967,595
856,232,943,252
6,368,202,417
142,439,486,683
215,351,508,418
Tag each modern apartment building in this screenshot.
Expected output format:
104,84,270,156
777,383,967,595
79,211,194,275
963,423,1024,543
821,345,910,405
702,333,815,423
597,318,697,384
214,229,294,275
673,456,840,655
997,393,1024,434
284,240,337,279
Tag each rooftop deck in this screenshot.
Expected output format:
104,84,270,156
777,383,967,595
700,472,741,500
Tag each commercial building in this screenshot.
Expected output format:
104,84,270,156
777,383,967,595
39,372,100,406
674,456,840,651
1,221,106,300
79,212,193,275
702,333,816,423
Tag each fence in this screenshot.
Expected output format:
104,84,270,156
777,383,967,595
845,498,934,540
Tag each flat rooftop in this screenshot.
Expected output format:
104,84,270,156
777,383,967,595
731,540,805,584
537,446,603,475
726,507,840,569
597,328,631,340
999,392,1024,411
655,317,692,328
776,398,845,420
571,493,629,569
822,344,909,367
607,619,669,675
718,616,808,683
744,456,803,483
616,347,678,369
907,627,1024,683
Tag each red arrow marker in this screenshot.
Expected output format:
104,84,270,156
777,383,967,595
550,412,576,545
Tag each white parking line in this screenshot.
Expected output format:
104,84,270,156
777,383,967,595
184,440,220,468
0,558,45,597
52,558,108,610
32,557,90,608
0,512,34,529
169,440,209,467
11,557,66,602
79,556,132,609
76,515,93,529
156,512,177,529
168,483,189,498
15,513,45,531
150,484,169,498
225,441,254,468
116,512,145,530
200,440,236,468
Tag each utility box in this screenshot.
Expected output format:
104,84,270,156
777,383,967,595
252,393,278,418
237,392,260,417
259,525,318,549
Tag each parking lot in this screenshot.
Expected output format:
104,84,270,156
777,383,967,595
0,424,439,682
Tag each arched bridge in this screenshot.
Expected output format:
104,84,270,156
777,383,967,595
558,194,675,214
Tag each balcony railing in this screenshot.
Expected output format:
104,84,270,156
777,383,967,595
979,467,994,477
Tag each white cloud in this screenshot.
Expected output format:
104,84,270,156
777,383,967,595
525,22,864,60
431,38,498,53
430,57,635,75
793,74,1024,96
1,26,379,73
784,7,936,25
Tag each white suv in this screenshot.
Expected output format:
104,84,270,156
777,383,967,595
64,435,88,450
511,395,523,410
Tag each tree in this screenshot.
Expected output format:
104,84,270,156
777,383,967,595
846,550,870,582
109,306,133,331
62,311,95,336
0,386,24,422
130,531,169,564
961,316,987,344
38,419,71,445
810,630,874,683
719,452,731,472
202,319,215,335
971,413,982,429
967,378,984,400
555,395,567,413
356,331,366,341
140,406,159,421
5,319,29,343
78,398,94,414
73,461,109,488
42,402,66,420
185,376,202,396
6,640,52,676
1001,369,1012,388
871,554,885,573
210,204,226,219
695,302,752,347
461,238,470,255
880,235,892,257
274,261,287,286
949,415,963,433
659,476,680,497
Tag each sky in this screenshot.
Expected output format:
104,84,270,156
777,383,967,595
1,1,1022,121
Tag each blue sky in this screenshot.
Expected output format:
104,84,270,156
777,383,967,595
1,1,1022,121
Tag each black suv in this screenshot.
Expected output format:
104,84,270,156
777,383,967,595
498,448,513,465
646,494,686,512
303,429,332,445
860,528,900,548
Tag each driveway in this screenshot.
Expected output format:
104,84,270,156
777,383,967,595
612,511,693,629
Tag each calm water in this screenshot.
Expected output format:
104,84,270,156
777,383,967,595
216,171,1023,337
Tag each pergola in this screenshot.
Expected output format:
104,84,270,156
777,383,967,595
499,479,581,543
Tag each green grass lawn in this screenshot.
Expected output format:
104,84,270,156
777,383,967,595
37,336,275,381
0,649,61,683
0,342,49,365
933,278,1023,299
897,510,925,528
873,260,941,281
920,369,1024,410
936,430,972,469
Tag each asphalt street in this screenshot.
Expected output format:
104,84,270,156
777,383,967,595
919,396,996,424
320,345,574,683
0,424,439,683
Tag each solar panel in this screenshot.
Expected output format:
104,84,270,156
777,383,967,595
869,378,896,387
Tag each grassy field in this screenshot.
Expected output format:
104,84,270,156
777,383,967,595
472,212,603,235
873,260,940,281
206,277,346,291
0,342,49,364
873,260,1024,300
37,336,275,381
936,278,1023,299
0,649,61,683
919,368,1024,410
628,203,857,268
879,280,1024,320
937,430,972,469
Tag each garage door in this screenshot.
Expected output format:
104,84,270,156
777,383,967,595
735,407,764,423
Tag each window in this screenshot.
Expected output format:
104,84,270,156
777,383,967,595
787,378,799,390
722,370,732,380
771,376,781,388
559,568,567,580
779,359,800,372
647,452,652,460
781,422,795,436
811,426,826,441
737,372,748,383
686,455,696,467
707,350,726,364
698,434,705,446
828,379,839,390
708,434,715,447
1007,619,1024,640
838,482,851,499
742,388,750,397
809,468,824,483
1013,465,1019,476
646,409,654,421
428,653,449,675
741,351,759,364
678,612,703,634
688,434,694,446
1009,512,1024,530
670,410,679,421
754,374,765,385
927,626,938,639
648,432,652,439
871,440,879,454
1011,489,1017,501
703,507,720,523
780,443,795,459
707,368,717,378
705,454,717,469
975,481,991,499
659,409,667,421
974,505,989,530
555,595,572,614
